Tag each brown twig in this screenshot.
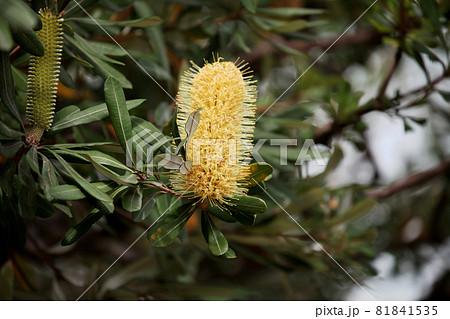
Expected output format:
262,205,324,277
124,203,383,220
9,46,20,58
313,68,450,145
145,182,191,200
374,48,402,109
366,159,450,199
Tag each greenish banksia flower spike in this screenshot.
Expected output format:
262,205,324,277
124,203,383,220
26,8,63,145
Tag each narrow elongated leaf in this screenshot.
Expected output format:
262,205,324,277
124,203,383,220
122,187,143,212
84,154,138,185
85,41,126,57
272,20,308,33
50,99,144,131
69,16,162,28
65,34,132,88
240,0,257,13
131,116,161,137
0,51,23,129
70,34,124,66
0,121,23,139
40,153,59,200
148,203,194,247
59,66,75,89
61,211,104,246
133,192,158,222
50,150,113,204
104,76,133,160
69,149,131,171
49,184,86,200
201,212,228,256
54,203,72,218
92,197,114,214
134,2,170,80
12,30,44,56
0,20,13,51
49,142,116,149
257,7,324,17
0,140,23,157
26,145,39,174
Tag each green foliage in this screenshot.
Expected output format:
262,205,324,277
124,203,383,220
0,0,449,301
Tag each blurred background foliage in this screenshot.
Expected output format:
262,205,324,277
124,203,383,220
0,0,449,300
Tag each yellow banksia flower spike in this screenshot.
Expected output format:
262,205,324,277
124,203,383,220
171,55,257,206
26,8,63,144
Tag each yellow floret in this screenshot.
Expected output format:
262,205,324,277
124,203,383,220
171,56,257,205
